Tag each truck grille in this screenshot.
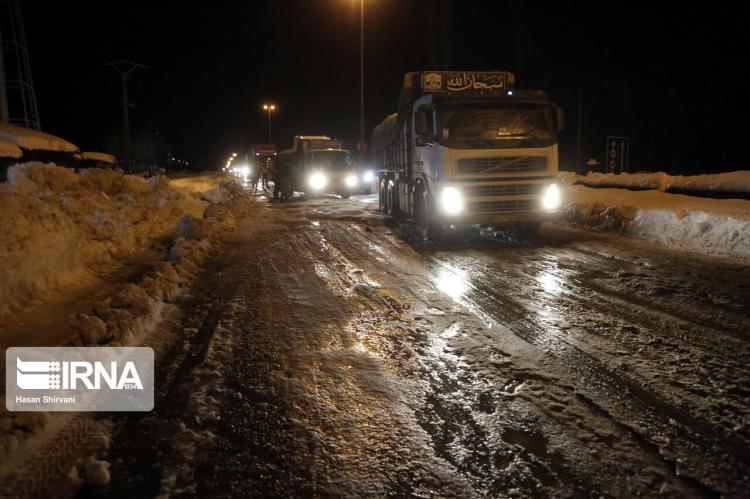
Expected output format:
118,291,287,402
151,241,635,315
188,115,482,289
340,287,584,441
468,200,534,213
464,184,541,197
457,156,547,174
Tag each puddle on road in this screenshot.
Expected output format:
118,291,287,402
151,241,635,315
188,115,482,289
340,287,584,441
435,265,470,301
536,270,563,295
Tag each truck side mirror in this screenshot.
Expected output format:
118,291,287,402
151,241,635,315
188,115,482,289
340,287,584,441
415,109,428,136
554,104,565,132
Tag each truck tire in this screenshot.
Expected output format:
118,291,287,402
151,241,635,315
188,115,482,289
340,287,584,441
378,179,387,212
417,192,443,241
386,182,399,219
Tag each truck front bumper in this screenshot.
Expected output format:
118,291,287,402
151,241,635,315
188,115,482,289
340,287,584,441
440,209,559,225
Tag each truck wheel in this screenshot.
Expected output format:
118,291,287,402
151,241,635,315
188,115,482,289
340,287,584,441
378,179,387,212
417,193,443,241
386,182,399,219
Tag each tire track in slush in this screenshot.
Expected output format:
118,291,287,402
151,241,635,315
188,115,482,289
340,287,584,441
308,222,686,495
314,218,742,496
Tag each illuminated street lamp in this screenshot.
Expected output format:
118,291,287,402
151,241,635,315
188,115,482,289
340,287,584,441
357,0,366,154
262,104,276,144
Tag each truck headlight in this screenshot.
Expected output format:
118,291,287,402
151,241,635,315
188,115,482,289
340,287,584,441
309,172,327,190
440,186,463,215
542,183,560,210
363,170,374,183
345,174,358,187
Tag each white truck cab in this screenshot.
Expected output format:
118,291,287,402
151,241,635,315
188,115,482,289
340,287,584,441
372,71,563,238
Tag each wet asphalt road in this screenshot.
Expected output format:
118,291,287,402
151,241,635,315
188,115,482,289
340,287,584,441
96,192,750,498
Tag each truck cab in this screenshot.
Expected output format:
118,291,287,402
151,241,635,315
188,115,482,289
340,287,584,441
372,71,563,238
282,135,358,198
304,147,358,198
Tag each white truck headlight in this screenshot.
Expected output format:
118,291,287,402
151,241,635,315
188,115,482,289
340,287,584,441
309,172,327,190
363,170,374,183
440,186,464,215
542,183,560,210
345,174,358,187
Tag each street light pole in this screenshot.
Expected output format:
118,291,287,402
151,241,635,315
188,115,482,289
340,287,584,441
359,0,365,155
262,104,275,144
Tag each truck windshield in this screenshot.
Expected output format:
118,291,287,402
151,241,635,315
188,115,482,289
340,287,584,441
310,151,353,170
435,102,556,149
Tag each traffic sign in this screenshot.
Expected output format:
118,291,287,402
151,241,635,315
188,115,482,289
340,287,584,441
605,136,629,173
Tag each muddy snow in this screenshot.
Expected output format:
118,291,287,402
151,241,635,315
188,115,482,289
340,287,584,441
2,183,749,497
75,193,750,497
0,164,258,495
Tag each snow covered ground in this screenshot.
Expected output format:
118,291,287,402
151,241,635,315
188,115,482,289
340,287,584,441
91,195,750,497
0,164,251,326
0,165,258,491
2,178,748,496
559,176,750,260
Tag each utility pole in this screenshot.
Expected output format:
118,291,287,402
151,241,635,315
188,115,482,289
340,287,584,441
102,60,147,173
576,89,583,174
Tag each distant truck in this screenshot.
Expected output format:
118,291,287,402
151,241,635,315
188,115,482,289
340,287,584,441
277,135,358,198
371,71,564,239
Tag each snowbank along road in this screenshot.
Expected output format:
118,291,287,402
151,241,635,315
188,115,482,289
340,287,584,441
92,189,749,498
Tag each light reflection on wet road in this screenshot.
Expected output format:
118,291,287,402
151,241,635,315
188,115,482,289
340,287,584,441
273,193,750,497
98,190,750,498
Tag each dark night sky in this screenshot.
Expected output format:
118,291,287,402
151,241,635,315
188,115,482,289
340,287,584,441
22,1,750,173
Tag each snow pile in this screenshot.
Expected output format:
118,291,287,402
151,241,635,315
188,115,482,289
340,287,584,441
575,170,750,195
0,138,22,159
0,123,79,153
0,164,252,334
561,184,750,259
66,176,255,347
667,171,750,193
578,172,669,190
556,171,579,186
0,164,196,316
80,152,116,164
0,167,256,495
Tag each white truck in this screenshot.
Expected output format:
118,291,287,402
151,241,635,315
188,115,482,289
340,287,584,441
278,135,358,198
371,71,563,239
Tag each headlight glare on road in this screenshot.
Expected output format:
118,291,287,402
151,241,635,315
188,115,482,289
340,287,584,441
440,186,463,215
542,183,561,210
345,174,358,188
309,172,327,191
